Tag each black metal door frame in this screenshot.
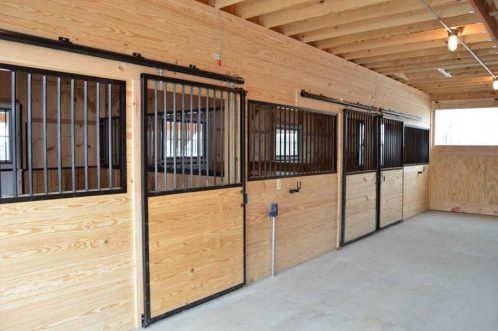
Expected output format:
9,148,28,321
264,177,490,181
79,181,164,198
140,74,247,327
341,110,406,246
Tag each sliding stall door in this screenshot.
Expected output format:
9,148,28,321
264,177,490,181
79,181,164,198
379,118,404,228
142,75,245,324
342,110,379,244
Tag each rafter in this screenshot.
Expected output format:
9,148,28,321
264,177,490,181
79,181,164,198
258,0,390,29
300,2,471,43
467,0,498,44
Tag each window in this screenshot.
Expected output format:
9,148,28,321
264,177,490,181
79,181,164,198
0,63,126,202
248,101,337,180
144,75,242,193
435,108,498,145
164,120,204,159
0,109,10,162
404,127,429,165
276,127,299,161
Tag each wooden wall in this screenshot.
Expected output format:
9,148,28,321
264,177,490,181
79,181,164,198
430,146,498,216
246,174,337,282
0,0,431,329
403,165,430,219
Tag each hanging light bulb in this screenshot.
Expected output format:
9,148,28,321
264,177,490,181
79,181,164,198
448,30,458,52
493,79,498,91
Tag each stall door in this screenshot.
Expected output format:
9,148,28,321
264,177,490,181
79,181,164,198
341,110,379,245
141,75,245,325
379,118,404,228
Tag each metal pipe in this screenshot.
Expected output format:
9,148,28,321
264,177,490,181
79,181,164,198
27,73,33,195
57,77,62,193
70,79,75,192
84,81,88,191
11,71,17,197
96,82,101,190
108,84,113,189
271,215,276,277
42,75,48,194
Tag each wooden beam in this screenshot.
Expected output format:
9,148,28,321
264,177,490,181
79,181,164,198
301,2,471,43
214,0,246,9
341,33,490,60
235,0,310,19
325,23,486,53
366,48,498,70
258,0,390,28
280,0,456,36
355,41,494,66
467,0,498,43
314,14,478,52
432,90,498,100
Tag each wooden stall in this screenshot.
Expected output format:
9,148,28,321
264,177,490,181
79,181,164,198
0,0,432,329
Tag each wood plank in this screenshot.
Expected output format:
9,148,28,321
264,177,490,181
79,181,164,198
259,0,390,29
280,0,457,36
380,169,403,227
342,33,491,60
468,0,498,44
344,172,377,242
327,23,486,53
246,174,337,282
300,2,471,43
148,187,244,317
214,0,247,9
235,0,311,19
403,165,429,219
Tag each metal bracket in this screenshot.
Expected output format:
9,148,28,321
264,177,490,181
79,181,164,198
58,36,72,44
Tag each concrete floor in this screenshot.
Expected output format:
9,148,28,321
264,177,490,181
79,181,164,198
147,211,498,331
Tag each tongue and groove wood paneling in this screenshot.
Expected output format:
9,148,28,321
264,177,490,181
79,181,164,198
0,0,431,329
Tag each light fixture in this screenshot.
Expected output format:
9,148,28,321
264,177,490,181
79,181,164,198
437,68,452,78
448,30,458,52
493,79,498,91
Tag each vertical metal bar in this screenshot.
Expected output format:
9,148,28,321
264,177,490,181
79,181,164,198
42,76,48,194
197,87,201,186
220,91,225,183
96,82,101,190
70,79,75,192
181,84,185,189
172,84,177,189
205,88,209,186
213,89,217,185
257,105,261,177
190,85,194,188
11,71,17,197
56,78,62,193
227,92,231,183
84,81,89,191
163,81,168,190
264,106,267,177
269,106,273,177
27,74,33,195
340,110,348,246
251,103,256,179
153,80,158,192
108,84,113,189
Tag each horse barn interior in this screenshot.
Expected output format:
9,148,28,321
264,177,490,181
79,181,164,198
0,0,497,330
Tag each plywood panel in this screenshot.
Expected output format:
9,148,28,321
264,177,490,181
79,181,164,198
0,194,134,330
148,187,244,317
403,165,429,219
344,172,377,242
246,174,337,283
380,169,403,227
430,146,498,216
